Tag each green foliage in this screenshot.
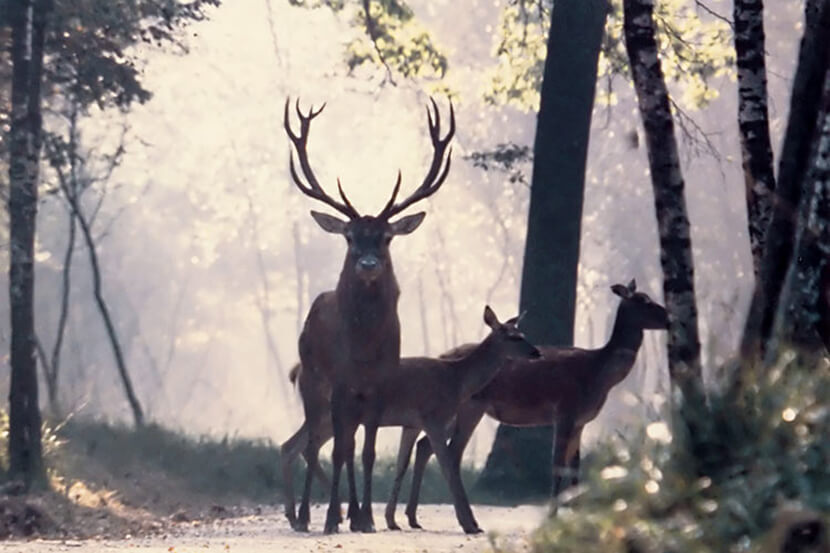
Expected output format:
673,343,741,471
487,0,735,111
1,0,220,113
289,0,447,82
516,359,828,553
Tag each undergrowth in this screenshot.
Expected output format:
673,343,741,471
514,356,829,553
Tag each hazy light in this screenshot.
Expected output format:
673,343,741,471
646,421,672,443
600,465,628,480
644,480,659,494
782,407,797,422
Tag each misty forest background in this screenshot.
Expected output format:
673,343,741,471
0,0,812,474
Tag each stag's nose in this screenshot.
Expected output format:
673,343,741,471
358,256,379,271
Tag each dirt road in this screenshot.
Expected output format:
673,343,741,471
0,504,547,553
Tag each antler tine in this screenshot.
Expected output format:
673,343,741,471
378,171,402,216
380,97,455,219
283,97,359,219
336,178,359,217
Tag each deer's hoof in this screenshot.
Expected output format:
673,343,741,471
387,520,401,531
290,519,309,533
464,525,484,535
407,517,422,530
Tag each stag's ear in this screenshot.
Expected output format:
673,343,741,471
611,283,631,298
483,305,500,329
627,278,637,292
310,210,349,234
389,212,426,235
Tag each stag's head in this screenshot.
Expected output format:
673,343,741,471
611,279,669,330
482,306,542,360
284,98,454,283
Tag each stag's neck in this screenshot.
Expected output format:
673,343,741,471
451,337,508,401
336,267,400,329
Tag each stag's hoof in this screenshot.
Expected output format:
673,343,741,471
324,510,340,534
387,520,401,531
463,525,484,535
290,519,309,533
407,516,422,530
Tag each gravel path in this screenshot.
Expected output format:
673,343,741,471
0,504,548,553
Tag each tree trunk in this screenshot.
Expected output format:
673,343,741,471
741,0,830,363
7,0,52,488
734,0,776,277
770,65,830,358
623,0,702,396
476,0,607,499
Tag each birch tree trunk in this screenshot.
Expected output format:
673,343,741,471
770,65,830,358
734,0,776,277
623,0,702,397
7,0,52,487
741,0,830,363
476,0,607,499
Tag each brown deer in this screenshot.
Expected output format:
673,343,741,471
386,280,669,530
283,97,454,534
283,306,541,534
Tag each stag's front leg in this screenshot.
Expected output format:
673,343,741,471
353,418,379,532
423,423,481,534
386,427,420,530
325,394,356,534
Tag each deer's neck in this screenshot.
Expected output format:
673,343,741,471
452,337,507,401
599,304,643,384
605,304,644,353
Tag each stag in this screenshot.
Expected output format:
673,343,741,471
386,280,669,530
283,97,454,534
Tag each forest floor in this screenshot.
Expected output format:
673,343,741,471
0,503,546,552
0,419,547,552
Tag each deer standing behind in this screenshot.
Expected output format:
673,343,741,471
283,307,540,534
387,280,669,530
282,97,454,534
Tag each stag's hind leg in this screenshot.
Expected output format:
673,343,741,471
280,422,308,529
386,427,420,530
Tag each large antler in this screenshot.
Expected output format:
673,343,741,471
284,98,360,219
379,97,455,219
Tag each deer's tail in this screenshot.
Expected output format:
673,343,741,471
289,362,302,385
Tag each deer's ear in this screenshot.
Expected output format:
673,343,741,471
627,278,637,292
611,284,631,298
389,212,426,235
310,210,349,234
483,305,500,329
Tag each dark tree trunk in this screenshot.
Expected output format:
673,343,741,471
623,0,702,396
734,0,776,277
741,0,830,363
476,0,607,499
7,0,52,488
770,65,830,358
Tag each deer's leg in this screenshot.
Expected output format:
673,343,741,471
405,434,433,529
386,427,420,530
325,393,356,534
565,425,584,488
423,423,481,535
550,416,575,513
407,402,485,529
352,419,378,533
280,422,308,529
